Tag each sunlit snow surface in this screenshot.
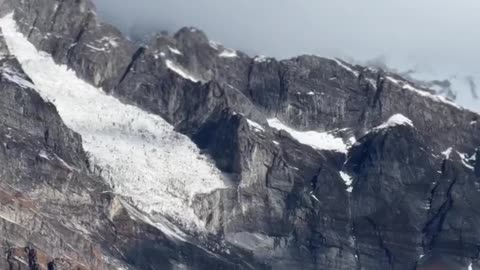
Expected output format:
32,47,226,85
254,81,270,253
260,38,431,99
0,14,227,231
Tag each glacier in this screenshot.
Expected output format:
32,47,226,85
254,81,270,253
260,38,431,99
0,13,227,231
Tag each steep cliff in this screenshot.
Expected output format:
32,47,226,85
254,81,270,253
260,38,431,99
0,0,479,269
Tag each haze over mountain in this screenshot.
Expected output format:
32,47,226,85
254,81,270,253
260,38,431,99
92,0,480,111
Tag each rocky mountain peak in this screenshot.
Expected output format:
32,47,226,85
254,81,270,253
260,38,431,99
0,0,479,269
174,26,210,45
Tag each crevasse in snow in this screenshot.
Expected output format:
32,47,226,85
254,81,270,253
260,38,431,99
0,13,227,231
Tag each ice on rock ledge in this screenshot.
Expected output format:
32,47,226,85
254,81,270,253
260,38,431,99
0,13,226,231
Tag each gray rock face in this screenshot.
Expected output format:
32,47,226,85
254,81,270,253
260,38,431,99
0,30,111,269
1,0,480,269
0,30,266,270
7,0,135,91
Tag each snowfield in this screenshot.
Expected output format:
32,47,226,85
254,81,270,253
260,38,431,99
0,14,227,231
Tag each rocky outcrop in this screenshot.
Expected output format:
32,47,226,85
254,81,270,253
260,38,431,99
0,29,113,269
7,0,135,91
1,0,479,269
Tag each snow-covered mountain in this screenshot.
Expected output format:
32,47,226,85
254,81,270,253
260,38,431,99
0,0,479,269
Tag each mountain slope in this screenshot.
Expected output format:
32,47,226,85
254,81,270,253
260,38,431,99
0,11,265,270
0,13,228,231
0,26,121,269
0,0,479,269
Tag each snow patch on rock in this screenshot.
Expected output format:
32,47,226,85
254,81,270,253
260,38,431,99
168,46,182,55
333,58,359,77
38,150,50,160
246,119,264,132
375,114,414,130
339,171,353,192
209,40,220,50
387,76,463,110
267,118,347,153
85,44,107,52
254,55,270,63
152,50,166,59
165,59,200,83
442,147,453,159
98,36,118,48
0,67,35,89
219,49,238,58
310,192,320,203
457,151,475,171
0,14,226,231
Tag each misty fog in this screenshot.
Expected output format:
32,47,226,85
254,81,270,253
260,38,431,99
92,0,480,111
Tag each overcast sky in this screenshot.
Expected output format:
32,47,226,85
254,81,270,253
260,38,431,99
92,0,480,111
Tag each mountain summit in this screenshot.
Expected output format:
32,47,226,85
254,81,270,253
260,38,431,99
0,0,479,269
